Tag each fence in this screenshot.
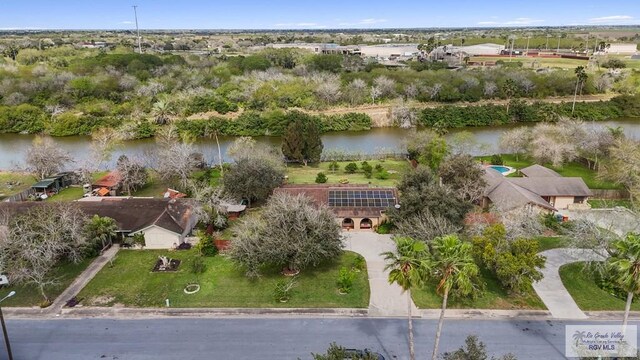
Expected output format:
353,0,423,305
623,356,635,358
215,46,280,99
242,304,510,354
590,189,630,199
2,187,36,202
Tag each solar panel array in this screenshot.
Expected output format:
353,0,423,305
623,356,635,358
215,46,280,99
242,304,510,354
328,189,396,208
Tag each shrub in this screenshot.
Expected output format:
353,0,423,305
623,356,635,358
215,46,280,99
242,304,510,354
315,172,328,184
328,161,340,172
195,233,218,256
541,212,561,231
361,162,373,178
189,255,207,274
490,154,504,165
351,255,366,272
337,267,356,293
345,162,358,174
374,170,390,180
374,164,384,172
376,221,394,234
273,278,297,302
601,59,626,69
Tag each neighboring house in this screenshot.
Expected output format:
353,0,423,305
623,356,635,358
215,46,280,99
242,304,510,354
274,184,398,231
0,198,197,249
483,164,591,213
31,172,74,196
604,43,638,55
92,171,122,196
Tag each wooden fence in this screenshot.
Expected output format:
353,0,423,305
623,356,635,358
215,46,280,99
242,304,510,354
2,188,36,202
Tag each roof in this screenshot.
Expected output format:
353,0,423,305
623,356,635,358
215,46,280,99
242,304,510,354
93,171,121,189
0,198,195,234
32,179,56,188
520,165,561,178
482,166,591,212
274,184,397,218
97,187,110,196
164,188,187,199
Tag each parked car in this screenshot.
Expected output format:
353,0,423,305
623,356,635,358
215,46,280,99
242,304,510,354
343,349,385,360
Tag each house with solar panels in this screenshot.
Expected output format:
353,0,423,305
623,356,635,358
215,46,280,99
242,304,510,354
274,184,398,231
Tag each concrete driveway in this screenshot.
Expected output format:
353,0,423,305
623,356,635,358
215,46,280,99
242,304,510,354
343,231,419,317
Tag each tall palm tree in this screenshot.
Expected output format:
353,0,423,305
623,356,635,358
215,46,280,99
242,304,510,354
607,233,640,331
572,66,588,115
151,99,173,125
431,234,479,360
382,237,431,360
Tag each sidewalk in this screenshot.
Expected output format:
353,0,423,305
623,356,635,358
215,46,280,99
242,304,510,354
48,244,120,314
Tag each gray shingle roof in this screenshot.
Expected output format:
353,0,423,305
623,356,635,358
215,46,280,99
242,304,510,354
520,164,561,178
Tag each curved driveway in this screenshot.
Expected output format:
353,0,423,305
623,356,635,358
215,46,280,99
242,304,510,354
343,232,419,317
532,248,605,319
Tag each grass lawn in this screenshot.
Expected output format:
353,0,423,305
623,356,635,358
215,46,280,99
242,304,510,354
411,267,546,310
47,187,84,202
0,171,35,200
470,56,589,69
561,262,640,311
131,170,169,198
588,199,634,209
286,160,409,187
478,154,620,189
535,236,569,252
78,249,369,308
2,259,93,307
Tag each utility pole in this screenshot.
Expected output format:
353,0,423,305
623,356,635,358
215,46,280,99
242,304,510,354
132,5,142,54
557,36,561,53
525,36,530,56
546,34,551,50
0,291,16,360
585,33,589,56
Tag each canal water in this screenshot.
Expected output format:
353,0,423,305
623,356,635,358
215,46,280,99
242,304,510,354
0,119,638,170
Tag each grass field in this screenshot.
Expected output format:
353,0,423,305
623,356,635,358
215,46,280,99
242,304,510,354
0,171,35,200
412,267,545,310
286,160,409,187
78,249,369,308
561,262,640,311
535,236,569,252
131,170,169,198
470,56,588,69
47,187,84,202
478,154,620,189
2,259,93,307
588,199,634,209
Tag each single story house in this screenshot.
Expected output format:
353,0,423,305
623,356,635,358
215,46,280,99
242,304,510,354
274,184,398,231
0,198,197,249
483,164,592,213
91,171,122,196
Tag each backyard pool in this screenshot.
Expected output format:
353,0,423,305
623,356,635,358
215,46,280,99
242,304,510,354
488,165,516,176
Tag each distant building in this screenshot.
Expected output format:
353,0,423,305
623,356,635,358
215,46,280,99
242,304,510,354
31,172,74,196
604,43,638,55
78,41,108,49
92,171,122,197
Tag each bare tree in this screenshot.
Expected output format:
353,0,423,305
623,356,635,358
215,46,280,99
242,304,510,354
0,204,89,302
601,137,640,202
25,135,74,180
116,155,148,195
395,211,462,243
373,76,396,99
498,207,545,241
154,125,198,191
391,104,417,129
370,86,382,104
314,76,342,105
346,78,367,105
188,182,233,229
498,127,531,161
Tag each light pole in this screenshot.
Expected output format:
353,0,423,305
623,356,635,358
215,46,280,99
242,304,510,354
132,5,142,54
0,291,15,360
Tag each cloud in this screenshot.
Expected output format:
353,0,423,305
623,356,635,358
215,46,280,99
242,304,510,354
477,17,544,26
338,18,388,26
588,15,634,23
120,21,134,25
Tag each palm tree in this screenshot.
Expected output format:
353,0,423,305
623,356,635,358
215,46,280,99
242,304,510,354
151,99,173,125
572,66,588,115
607,233,640,331
382,237,431,360
430,234,479,360
84,215,118,253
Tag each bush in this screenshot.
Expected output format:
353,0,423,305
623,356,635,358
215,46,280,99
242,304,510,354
351,255,366,272
374,170,390,180
189,255,207,274
337,267,356,293
601,59,626,69
273,278,297,302
490,154,504,165
374,164,384,172
345,163,358,174
315,172,328,183
328,161,340,172
376,221,394,234
195,233,218,257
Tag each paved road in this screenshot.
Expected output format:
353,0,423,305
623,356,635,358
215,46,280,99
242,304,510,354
4,317,636,360
343,232,418,317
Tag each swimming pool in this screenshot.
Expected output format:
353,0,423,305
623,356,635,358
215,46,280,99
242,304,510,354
489,165,511,174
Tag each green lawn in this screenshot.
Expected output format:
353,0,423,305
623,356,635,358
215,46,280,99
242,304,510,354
561,262,640,311
2,259,93,307
47,187,84,202
588,199,634,209
0,171,35,200
411,267,546,310
131,170,170,197
535,236,569,252
286,160,409,187
470,56,589,69
478,154,620,189
78,249,369,308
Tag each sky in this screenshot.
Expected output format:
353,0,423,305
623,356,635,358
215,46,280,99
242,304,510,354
0,0,639,30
